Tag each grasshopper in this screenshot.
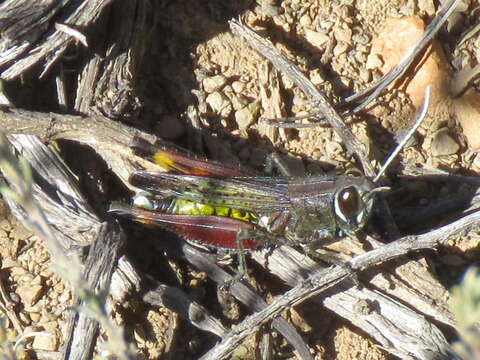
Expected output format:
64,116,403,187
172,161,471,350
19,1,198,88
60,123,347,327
109,89,430,278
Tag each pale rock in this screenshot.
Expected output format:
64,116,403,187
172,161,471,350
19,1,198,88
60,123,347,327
17,284,43,306
58,290,71,304
231,80,246,94
0,219,12,232
18,273,34,284
235,101,260,129
1,258,18,269
299,14,311,27
453,88,480,150
39,311,56,324
23,325,41,334
431,128,460,156
206,91,232,117
10,266,27,277
304,29,329,49
321,20,333,31
203,75,227,93
42,321,58,333
309,70,324,85
365,53,383,70
31,275,42,285
23,303,42,313
400,0,416,16
418,0,436,15
333,41,348,56
29,312,41,323
230,94,249,111
257,1,282,16
359,67,371,82
370,16,452,108
334,26,352,43
32,333,58,351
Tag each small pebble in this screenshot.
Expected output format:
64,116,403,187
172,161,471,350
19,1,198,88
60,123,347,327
235,101,260,129
16,284,44,306
10,266,27,277
365,53,382,70
304,29,329,49
58,290,71,304
29,312,41,322
299,14,311,27
418,0,436,15
1,258,18,269
359,67,371,82
206,91,232,117
32,333,58,351
453,88,480,150
431,128,460,156
355,51,367,64
256,1,283,16
202,75,227,93
334,26,352,43
231,81,246,94
352,33,370,45
320,20,333,31
400,0,416,16
0,219,12,232
333,41,349,56
230,95,249,111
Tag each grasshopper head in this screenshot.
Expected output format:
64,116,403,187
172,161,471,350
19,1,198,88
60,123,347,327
333,179,387,236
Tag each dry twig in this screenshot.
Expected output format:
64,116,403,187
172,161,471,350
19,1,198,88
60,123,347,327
200,210,479,360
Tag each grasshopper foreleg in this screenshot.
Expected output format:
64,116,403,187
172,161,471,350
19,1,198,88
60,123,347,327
218,229,252,290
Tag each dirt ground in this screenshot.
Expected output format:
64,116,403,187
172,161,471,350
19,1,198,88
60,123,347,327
1,0,479,359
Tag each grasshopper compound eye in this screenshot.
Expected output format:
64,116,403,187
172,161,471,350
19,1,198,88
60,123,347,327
333,181,387,236
333,185,371,235
335,186,361,220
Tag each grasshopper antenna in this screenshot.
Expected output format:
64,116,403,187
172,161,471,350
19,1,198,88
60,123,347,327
373,86,431,183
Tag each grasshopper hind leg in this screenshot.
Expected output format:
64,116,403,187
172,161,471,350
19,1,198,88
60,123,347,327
218,226,279,291
218,228,256,291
